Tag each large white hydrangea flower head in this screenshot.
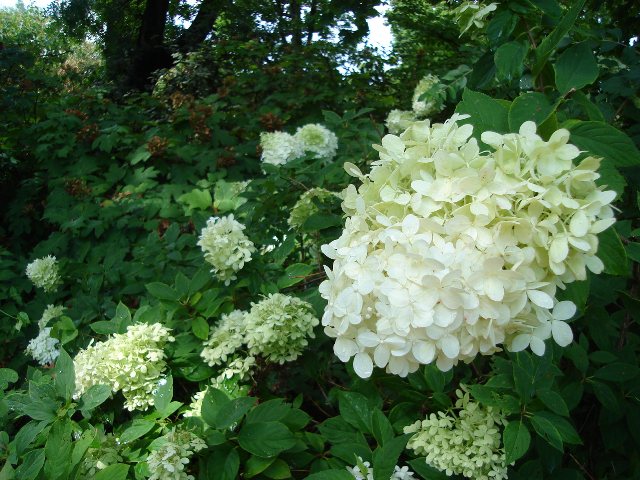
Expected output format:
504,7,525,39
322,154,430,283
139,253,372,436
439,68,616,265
412,75,445,118
73,323,175,411
260,131,304,166
294,123,339,161
198,215,255,285
320,114,615,378
147,429,206,480
386,110,417,135
405,389,508,480
244,293,319,364
26,255,61,292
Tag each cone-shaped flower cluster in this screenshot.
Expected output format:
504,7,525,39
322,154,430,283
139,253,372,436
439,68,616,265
320,115,615,377
26,255,61,292
147,429,206,480
73,323,175,411
294,123,339,160
404,390,508,480
260,124,338,166
198,215,255,285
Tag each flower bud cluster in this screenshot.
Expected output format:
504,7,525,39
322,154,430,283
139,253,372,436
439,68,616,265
412,74,446,118
26,255,61,292
320,115,615,377
147,429,206,480
73,323,175,411
404,390,508,480
347,457,416,480
38,304,65,329
288,188,340,229
197,215,255,285
386,110,417,135
260,124,338,166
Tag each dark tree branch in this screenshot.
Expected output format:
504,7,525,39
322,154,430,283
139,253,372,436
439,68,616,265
177,0,224,53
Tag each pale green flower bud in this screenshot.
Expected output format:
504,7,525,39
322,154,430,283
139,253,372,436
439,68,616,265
26,255,61,292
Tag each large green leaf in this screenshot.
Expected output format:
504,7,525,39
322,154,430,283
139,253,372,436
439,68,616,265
508,92,554,131
15,448,45,480
554,42,599,94
455,89,509,136
93,464,129,480
44,419,72,480
338,391,372,434
54,348,75,402
495,41,528,82
503,420,531,464
237,421,296,457
153,374,173,412
566,120,640,168
597,228,629,277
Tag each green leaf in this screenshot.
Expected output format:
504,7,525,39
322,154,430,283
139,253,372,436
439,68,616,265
277,263,314,289
593,362,640,382
532,0,587,77
338,391,372,433
215,396,256,430
128,145,151,165
534,411,582,445
0,368,18,390
201,387,231,428
191,317,210,340
504,420,531,464
245,456,276,478
119,419,156,444
554,42,599,94
146,282,180,301
508,92,554,132
536,389,569,417
302,213,343,231
178,188,213,211
71,428,97,467
306,471,354,480
153,374,173,412
44,419,72,480
597,228,629,277
245,399,290,424
591,381,620,413
15,448,45,480
495,41,528,82
237,422,296,457
93,464,129,480
566,120,640,168
372,435,409,480
455,89,510,136
407,458,449,479
15,421,49,456
113,301,131,331
530,414,563,452
263,459,291,479
512,361,534,401
371,409,394,446
206,446,239,480
54,348,75,402
79,384,112,413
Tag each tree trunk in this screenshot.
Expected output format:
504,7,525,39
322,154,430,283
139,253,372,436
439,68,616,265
177,0,224,53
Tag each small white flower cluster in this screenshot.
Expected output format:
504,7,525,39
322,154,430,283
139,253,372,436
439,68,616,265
288,188,340,229
347,457,416,480
73,323,175,411
201,294,318,367
147,429,206,480
386,110,417,135
25,255,61,292
404,390,508,480
320,115,615,377
454,1,499,35
412,74,446,118
260,124,338,166
25,327,60,366
197,215,255,285
38,304,65,329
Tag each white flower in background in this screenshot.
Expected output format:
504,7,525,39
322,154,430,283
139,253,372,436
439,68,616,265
455,1,499,35
412,75,445,118
386,109,417,135
25,327,60,366
294,123,339,160
147,429,206,480
347,457,417,479
260,131,304,166
320,115,615,377
38,304,65,329
73,323,175,411
245,293,319,364
26,255,61,292
198,215,255,285
405,389,508,480
288,188,340,229
183,376,250,418
201,310,247,366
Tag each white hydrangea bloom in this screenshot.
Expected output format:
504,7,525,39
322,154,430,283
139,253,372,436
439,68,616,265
26,255,61,292
348,457,416,479
73,323,175,411
25,327,60,366
386,110,417,135
245,293,319,364
294,123,339,160
412,75,445,118
147,429,206,480
201,310,247,366
405,390,508,480
260,131,304,166
197,215,256,285
288,188,340,229
320,115,615,377
215,355,256,382
455,1,499,35
38,304,65,329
